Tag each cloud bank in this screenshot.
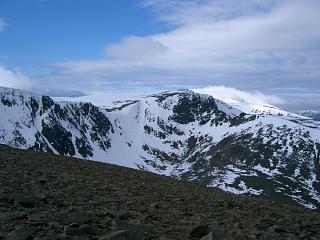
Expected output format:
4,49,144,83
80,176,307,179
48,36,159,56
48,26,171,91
0,65,32,90
48,0,320,93
193,85,284,106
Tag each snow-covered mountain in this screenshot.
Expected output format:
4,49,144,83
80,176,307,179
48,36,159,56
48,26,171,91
1,86,320,209
298,110,320,121
217,98,304,119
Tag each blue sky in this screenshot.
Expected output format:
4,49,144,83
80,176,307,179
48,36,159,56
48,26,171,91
0,0,167,74
0,0,320,110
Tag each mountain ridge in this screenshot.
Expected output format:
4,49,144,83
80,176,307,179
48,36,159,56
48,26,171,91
298,110,320,121
1,86,320,209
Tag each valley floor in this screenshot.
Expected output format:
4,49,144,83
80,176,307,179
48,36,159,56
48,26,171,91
1,145,320,240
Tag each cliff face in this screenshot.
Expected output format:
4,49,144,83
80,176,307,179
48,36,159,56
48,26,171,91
1,145,320,239
0,87,113,157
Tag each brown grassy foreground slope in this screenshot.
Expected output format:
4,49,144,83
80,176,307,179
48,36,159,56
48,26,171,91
0,145,320,240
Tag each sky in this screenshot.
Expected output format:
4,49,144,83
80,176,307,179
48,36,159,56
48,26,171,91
0,0,319,111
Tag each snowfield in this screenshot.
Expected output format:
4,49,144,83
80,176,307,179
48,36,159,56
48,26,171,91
1,87,320,209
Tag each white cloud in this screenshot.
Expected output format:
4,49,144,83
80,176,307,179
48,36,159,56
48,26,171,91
0,18,8,32
39,0,320,109
105,36,167,60
193,85,284,105
0,65,32,90
142,0,280,26
51,0,320,86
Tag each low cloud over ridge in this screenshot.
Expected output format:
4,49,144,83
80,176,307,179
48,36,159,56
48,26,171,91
0,65,32,90
193,85,284,106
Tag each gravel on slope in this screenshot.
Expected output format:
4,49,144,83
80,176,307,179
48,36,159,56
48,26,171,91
0,145,320,240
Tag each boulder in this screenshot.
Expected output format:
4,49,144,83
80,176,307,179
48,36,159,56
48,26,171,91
190,224,209,239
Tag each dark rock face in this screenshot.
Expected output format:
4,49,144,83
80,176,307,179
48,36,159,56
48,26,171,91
1,146,320,240
41,118,75,156
42,96,54,112
171,92,219,125
0,87,113,159
39,101,113,157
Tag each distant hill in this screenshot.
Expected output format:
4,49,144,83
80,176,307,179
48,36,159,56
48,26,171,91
298,110,320,121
